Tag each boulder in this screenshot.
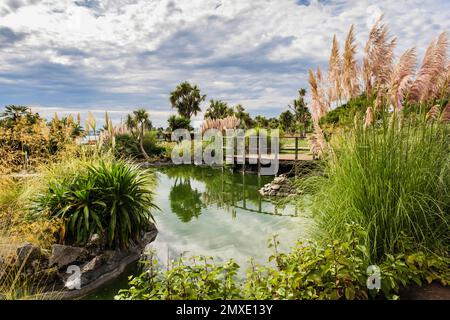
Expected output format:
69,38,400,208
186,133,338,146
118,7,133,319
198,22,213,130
141,229,158,245
81,256,104,273
259,174,297,197
16,243,41,268
49,244,88,269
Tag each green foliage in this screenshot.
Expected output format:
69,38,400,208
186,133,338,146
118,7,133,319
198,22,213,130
311,112,449,262
320,94,370,127
254,115,269,128
31,160,158,248
115,133,140,158
170,81,206,119
233,104,254,128
115,131,165,159
0,105,40,128
169,179,204,222
116,224,449,300
288,88,312,133
0,106,78,173
142,131,165,156
117,254,241,300
279,110,295,134
204,99,234,119
167,115,192,132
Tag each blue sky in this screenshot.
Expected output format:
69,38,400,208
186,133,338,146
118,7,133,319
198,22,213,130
0,0,449,127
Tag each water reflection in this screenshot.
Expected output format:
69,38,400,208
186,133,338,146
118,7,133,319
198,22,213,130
169,177,204,222
87,166,311,299
162,165,298,222
149,165,311,271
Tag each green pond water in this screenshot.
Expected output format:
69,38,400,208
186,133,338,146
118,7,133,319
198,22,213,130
88,165,312,299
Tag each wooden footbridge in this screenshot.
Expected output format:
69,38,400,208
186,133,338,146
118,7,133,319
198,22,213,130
162,133,315,175
225,135,315,175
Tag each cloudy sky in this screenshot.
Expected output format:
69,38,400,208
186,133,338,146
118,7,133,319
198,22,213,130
0,0,449,127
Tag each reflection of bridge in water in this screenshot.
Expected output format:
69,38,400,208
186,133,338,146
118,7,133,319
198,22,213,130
220,172,299,217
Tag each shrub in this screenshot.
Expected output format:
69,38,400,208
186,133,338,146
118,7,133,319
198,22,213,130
0,177,62,250
142,131,165,156
319,94,370,128
31,160,158,248
115,132,164,159
167,115,192,131
115,224,449,300
115,133,140,158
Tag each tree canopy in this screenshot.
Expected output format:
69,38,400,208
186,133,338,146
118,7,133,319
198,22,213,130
204,99,234,119
170,81,206,119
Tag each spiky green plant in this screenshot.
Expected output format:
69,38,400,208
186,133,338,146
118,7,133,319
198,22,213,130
31,160,158,248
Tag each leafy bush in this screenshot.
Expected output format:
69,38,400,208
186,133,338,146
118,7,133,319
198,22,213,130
31,160,158,248
115,133,140,158
310,112,449,261
167,115,192,131
115,224,449,300
319,94,370,128
115,132,164,159
142,131,165,156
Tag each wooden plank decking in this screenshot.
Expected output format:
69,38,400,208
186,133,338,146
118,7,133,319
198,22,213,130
230,153,313,162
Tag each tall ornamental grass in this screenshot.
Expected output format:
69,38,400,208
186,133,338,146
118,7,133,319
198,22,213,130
312,112,449,262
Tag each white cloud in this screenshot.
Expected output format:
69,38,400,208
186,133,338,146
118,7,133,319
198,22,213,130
0,0,449,127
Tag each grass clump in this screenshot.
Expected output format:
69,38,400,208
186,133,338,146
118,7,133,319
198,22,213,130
311,112,449,262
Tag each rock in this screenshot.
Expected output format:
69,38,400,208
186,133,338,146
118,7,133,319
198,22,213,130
16,243,41,268
49,244,88,269
259,174,297,197
81,256,104,273
141,230,158,245
273,175,287,184
87,234,101,248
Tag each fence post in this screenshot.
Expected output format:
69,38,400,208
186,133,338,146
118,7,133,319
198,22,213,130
295,137,299,178
257,132,261,176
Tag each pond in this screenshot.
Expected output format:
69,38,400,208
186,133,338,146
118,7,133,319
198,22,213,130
88,165,312,299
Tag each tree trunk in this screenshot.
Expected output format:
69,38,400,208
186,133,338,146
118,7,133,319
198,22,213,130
139,124,151,160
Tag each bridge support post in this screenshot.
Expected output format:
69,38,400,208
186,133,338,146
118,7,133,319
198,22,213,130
295,136,299,178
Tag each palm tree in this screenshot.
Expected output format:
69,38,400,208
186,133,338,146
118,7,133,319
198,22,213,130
170,81,206,119
204,99,233,119
133,109,152,160
1,105,29,121
125,114,137,137
254,115,269,128
233,104,253,128
167,115,192,132
288,89,311,136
